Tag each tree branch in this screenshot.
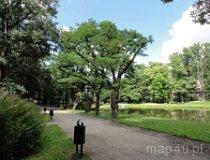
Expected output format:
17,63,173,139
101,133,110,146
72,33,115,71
8,12,36,29
58,65,94,87
72,41,99,72
118,43,146,78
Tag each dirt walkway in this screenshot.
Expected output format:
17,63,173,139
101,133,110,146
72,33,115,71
54,111,210,160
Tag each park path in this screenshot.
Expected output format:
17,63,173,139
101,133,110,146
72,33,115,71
54,111,210,160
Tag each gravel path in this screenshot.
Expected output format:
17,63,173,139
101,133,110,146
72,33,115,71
54,111,210,160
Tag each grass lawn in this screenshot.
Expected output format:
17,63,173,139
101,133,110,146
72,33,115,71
100,101,210,110
85,110,210,143
42,113,51,122
26,124,86,160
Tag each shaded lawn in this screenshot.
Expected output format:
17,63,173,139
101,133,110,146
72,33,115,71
86,111,210,143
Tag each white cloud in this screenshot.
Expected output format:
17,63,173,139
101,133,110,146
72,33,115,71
160,7,210,63
61,26,70,32
135,56,149,65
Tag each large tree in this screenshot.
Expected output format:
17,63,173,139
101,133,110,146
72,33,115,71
120,64,150,103
204,44,210,95
49,54,89,109
58,21,107,115
169,43,210,101
58,20,152,118
182,44,206,100
0,0,58,89
98,21,152,118
169,53,196,102
145,63,171,103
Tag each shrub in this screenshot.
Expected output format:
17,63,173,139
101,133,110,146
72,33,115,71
0,93,44,160
0,79,26,96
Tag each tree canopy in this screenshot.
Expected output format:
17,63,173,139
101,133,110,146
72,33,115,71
54,20,152,118
0,0,59,100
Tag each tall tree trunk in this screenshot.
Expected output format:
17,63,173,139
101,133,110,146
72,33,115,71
0,19,7,81
84,96,93,113
84,90,94,113
110,87,119,119
95,92,100,116
64,92,68,109
196,68,205,101
0,68,2,80
69,97,75,109
0,65,5,80
181,93,184,103
69,89,76,109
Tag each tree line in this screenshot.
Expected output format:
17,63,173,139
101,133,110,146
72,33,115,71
120,43,210,103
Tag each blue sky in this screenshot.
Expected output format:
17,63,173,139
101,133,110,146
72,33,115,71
57,0,203,64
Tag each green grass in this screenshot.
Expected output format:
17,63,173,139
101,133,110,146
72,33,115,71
100,101,210,110
42,114,51,122
85,111,210,143
118,115,210,143
26,125,74,160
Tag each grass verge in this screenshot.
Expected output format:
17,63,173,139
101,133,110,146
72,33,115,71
26,125,76,160
86,111,210,143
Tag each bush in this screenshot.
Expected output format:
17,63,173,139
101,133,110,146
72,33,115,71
0,93,44,160
0,79,26,96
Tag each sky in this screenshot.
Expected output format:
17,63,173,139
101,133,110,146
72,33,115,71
57,0,210,64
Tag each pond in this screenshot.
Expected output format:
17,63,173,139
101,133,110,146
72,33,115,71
119,108,210,123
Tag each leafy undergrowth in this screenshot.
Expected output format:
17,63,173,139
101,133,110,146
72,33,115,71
26,125,89,160
0,94,44,160
86,111,210,143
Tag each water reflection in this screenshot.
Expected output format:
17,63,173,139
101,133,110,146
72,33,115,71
119,108,210,123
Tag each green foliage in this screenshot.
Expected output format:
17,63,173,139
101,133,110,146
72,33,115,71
120,43,210,104
101,89,111,103
120,64,149,102
145,63,171,103
0,0,59,101
0,78,26,96
121,78,144,102
0,93,44,160
121,63,171,103
170,43,210,102
202,44,210,97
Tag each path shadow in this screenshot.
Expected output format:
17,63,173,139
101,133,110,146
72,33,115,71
70,153,91,160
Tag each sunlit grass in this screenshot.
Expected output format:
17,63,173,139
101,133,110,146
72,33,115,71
99,101,210,110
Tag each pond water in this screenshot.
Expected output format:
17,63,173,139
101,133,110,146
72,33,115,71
119,108,210,123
